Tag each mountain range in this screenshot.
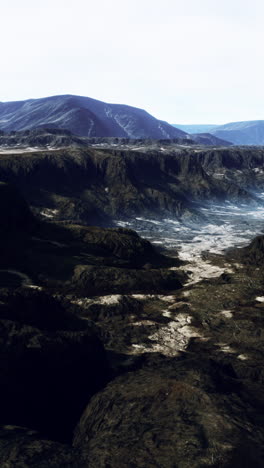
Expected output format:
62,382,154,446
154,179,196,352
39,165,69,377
0,95,187,140
174,121,264,145
0,94,234,146
1,94,264,145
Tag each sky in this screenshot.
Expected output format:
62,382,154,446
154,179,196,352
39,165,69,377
1,0,264,124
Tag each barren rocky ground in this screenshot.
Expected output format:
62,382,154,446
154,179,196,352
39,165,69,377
1,138,264,467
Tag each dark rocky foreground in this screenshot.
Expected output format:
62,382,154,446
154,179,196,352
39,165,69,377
70,247,264,467
0,426,83,468
1,143,264,466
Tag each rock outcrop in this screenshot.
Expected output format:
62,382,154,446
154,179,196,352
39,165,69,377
74,367,263,468
227,234,264,266
72,265,185,295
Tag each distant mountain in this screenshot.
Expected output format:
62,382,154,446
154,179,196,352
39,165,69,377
174,121,264,145
172,124,218,134
191,133,233,146
0,95,187,140
210,120,264,145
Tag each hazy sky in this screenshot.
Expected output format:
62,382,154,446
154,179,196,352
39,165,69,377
1,0,263,124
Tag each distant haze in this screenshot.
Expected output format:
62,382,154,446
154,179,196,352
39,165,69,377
173,125,218,134
1,0,264,124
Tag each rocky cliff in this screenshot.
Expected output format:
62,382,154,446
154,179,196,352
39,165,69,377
0,145,258,226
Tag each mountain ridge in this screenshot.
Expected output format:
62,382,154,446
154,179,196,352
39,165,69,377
174,120,264,145
0,94,188,140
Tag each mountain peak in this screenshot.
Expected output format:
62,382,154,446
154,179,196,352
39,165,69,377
0,95,187,139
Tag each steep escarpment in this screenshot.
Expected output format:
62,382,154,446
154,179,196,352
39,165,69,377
0,146,256,225
186,146,264,194
197,146,264,172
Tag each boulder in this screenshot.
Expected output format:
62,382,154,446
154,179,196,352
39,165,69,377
74,368,264,468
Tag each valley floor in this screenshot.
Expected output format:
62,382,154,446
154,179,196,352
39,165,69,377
70,220,264,467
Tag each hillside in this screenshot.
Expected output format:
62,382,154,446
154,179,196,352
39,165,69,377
0,95,187,139
191,132,233,146
211,120,264,145
174,121,264,145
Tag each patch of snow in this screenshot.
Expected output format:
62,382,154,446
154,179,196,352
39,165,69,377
220,310,233,319
71,294,122,307
175,260,233,286
218,344,236,354
157,123,171,139
158,295,177,303
183,290,191,297
131,294,153,300
130,320,156,327
130,314,202,357
162,310,172,318
115,220,133,228
130,294,176,303
40,208,59,218
237,354,249,361
87,119,94,137
135,217,162,225
0,147,58,154
26,285,43,290
98,295,122,305
256,296,264,303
